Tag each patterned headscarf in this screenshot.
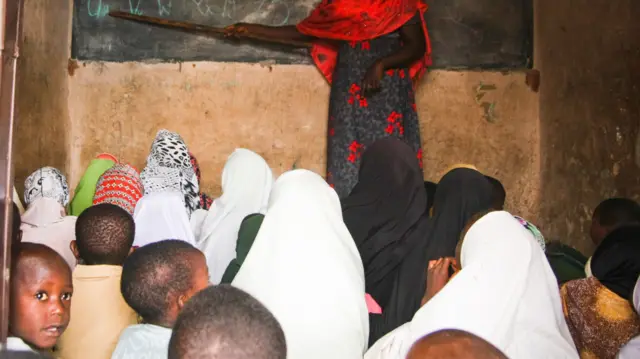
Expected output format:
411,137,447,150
24,167,70,207
514,215,546,251
141,130,199,216
93,164,144,215
189,152,213,210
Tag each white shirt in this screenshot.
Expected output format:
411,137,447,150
111,324,172,359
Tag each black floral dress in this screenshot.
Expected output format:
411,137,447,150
326,16,423,198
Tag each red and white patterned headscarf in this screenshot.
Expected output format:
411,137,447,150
93,163,144,215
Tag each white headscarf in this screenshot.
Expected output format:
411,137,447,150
232,169,369,359
24,166,70,207
618,276,640,359
133,192,196,247
366,211,578,359
192,148,274,284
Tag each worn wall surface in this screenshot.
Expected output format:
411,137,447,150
14,0,71,193
15,1,539,225
67,63,540,219
535,0,640,254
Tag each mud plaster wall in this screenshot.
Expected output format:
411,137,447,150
14,1,540,224
535,0,640,254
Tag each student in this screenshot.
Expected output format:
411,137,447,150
484,175,506,210
8,243,72,353
92,163,144,216
365,211,578,359
21,167,76,269
590,198,640,246
112,240,210,358
407,329,507,359
56,204,137,359
192,148,274,284
561,225,640,358
69,154,117,216
168,285,286,359
233,170,368,359
618,276,640,359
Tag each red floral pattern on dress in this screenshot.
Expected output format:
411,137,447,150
348,83,368,108
384,111,404,135
347,140,365,163
416,148,423,168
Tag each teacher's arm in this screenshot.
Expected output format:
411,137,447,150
224,24,316,47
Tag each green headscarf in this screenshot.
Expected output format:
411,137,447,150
221,213,264,284
69,154,117,216
545,240,588,285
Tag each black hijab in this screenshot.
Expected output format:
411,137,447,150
591,225,640,300
342,137,429,298
425,168,494,260
342,138,432,346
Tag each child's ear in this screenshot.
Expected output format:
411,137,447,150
70,240,81,260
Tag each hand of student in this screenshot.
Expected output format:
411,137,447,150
421,257,456,306
362,60,385,94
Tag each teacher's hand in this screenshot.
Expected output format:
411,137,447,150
362,60,385,95
224,23,255,38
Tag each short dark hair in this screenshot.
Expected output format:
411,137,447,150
409,329,507,359
168,285,286,359
121,240,202,324
484,176,506,209
594,198,640,227
75,203,135,265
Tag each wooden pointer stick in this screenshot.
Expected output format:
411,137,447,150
108,11,312,48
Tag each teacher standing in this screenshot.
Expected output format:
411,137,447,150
225,0,431,198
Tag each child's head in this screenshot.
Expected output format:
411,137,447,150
9,243,72,350
591,198,640,245
407,329,507,359
168,285,286,359
72,203,135,265
120,240,209,327
484,176,506,211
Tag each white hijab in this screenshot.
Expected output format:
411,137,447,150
21,197,77,270
232,169,369,359
192,148,274,284
366,211,579,359
133,192,196,247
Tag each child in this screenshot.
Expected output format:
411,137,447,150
112,240,209,358
168,285,286,359
407,329,507,359
56,204,137,359
8,243,72,353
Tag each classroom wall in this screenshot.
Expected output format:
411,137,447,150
535,0,640,254
16,0,541,223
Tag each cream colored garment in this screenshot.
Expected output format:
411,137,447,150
192,148,274,284
232,170,369,359
57,265,138,359
366,211,578,359
21,197,77,269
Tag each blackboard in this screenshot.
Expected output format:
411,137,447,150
72,0,532,69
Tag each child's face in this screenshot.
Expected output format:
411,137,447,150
10,260,73,350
